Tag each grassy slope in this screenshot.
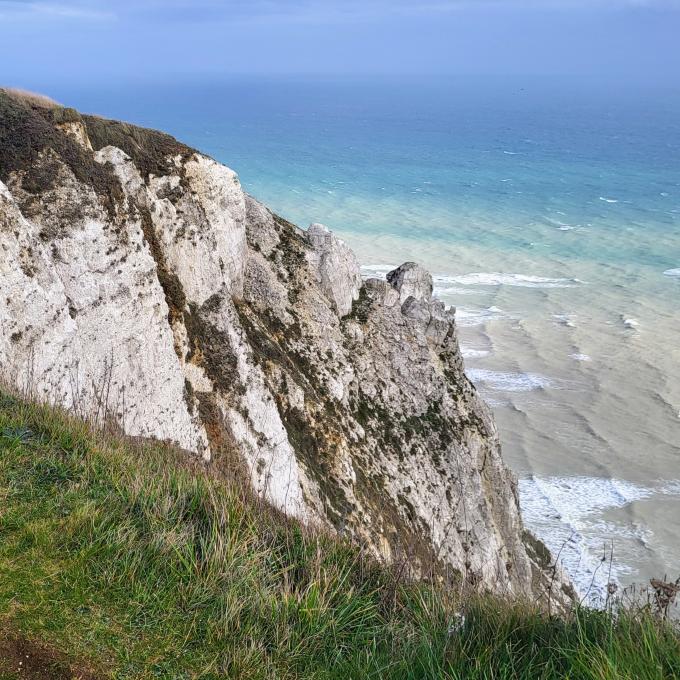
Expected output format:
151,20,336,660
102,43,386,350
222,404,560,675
0,392,678,679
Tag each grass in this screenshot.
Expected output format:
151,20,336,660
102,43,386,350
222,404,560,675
0,87,60,109
0,391,678,679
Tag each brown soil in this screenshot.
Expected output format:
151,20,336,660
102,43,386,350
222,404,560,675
0,635,99,680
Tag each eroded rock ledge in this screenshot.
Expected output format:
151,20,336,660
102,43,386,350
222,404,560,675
0,89,573,604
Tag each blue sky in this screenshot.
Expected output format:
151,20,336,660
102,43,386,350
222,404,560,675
0,1,679,87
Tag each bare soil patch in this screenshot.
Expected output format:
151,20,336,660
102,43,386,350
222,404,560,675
0,635,98,680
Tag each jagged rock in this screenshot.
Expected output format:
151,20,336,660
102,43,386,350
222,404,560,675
0,89,573,606
306,222,362,317
387,261,434,304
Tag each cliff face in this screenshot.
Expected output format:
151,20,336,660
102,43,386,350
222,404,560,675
0,90,571,601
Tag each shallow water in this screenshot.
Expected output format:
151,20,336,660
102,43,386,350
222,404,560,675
59,76,680,599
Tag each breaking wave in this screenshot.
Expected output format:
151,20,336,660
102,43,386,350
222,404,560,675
519,476,680,602
460,346,491,359
455,306,508,327
467,368,552,392
361,264,396,279
437,272,581,288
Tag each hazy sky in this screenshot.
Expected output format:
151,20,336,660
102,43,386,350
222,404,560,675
1,0,679,87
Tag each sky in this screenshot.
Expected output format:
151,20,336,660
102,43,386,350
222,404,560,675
0,0,679,88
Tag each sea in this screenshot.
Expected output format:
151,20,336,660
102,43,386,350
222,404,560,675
54,76,680,601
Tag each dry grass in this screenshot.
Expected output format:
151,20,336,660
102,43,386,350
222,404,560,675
0,88,60,109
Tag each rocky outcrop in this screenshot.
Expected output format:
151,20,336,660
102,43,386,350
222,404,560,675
0,89,572,603
306,222,362,317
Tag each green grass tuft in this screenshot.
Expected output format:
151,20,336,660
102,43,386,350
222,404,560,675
0,392,678,678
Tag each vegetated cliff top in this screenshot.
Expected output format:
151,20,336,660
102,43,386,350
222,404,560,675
1,87,61,108
0,86,192,205
1,391,679,679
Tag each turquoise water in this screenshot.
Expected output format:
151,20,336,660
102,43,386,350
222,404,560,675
60,77,680,598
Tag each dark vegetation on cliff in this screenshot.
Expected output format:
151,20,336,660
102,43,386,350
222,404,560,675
0,87,200,227
0,392,678,680
0,90,122,214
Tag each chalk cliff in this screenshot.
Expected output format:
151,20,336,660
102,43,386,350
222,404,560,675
0,89,572,602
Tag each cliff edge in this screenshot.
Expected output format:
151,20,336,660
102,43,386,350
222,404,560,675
0,89,572,603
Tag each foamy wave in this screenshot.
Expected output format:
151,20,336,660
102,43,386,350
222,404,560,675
524,476,653,528
455,306,508,327
663,268,680,278
599,196,619,204
661,480,680,494
363,267,582,291
467,368,552,392
433,274,490,296
361,264,396,280
519,476,657,601
434,285,483,296
439,272,580,288
460,346,491,359
521,476,680,602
